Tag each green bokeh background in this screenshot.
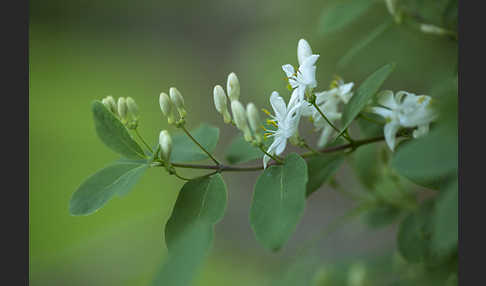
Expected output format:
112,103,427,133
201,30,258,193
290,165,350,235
29,0,457,285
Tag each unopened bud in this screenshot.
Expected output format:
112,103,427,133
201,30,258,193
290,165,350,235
159,92,176,124
159,130,172,161
227,72,240,101
246,102,262,143
385,0,402,23
213,85,232,123
420,23,449,36
297,39,313,66
102,95,117,113
169,87,186,118
117,97,128,120
231,100,252,142
126,97,139,119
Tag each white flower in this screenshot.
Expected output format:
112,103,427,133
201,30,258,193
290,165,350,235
263,90,303,168
282,39,320,100
306,81,354,147
368,90,438,151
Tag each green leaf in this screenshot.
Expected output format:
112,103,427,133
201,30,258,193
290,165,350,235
306,153,346,196
337,20,392,69
164,174,227,251
341,63,395,134
92,101,145,159
356,114,385,138
351,144,381,189
225,135,263,164
152,221,212,286
69,160,148,215
392,80,457,189
391,124,457,190
431,179,457,256
397,200,434,263
362,205,402,229
318,0,374,35
250,153,308,251
171,123,220,162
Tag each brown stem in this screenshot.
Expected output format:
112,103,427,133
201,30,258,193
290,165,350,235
164,135,387,172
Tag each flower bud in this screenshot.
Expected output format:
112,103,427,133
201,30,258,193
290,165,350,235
213,85,232,123
102,95,117,113
231,100,252,142
297,39,312,66
420,24,449,36
227,72,240,101
384,0,396,15
159,92,176,124
126,97,139,119
169,87,187,118
159,130,172,161
117,97,128,120
246,102,262,143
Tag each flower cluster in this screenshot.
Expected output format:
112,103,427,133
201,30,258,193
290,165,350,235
208,39,439,167
212,73,263,145
159,87,187,126
101,95,139,129
366,90,438,150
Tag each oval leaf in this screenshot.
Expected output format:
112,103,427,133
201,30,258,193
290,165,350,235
171,123,220,162
69,161,148,215
391,124,457,190
318,0,374,35
397,200,435,263
164,174,227,251
306,153,346,196
225,135,265,164
362,205,401,229
337,20,392,69
431,179,458,256
92,101,146,159
250,153,308,251
341,63,395,135
152,221,212,286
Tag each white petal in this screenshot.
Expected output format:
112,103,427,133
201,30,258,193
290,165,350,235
263,155,270,169
263,139,279,169
274,136,287,155
384,122,400,151
377,90,397,109
413,124,429,138
300,102,315,117
297,39,313,66
339,82,354,95
369,106,394,120
395,91,414,104
270,91,287,119
325,111,342,121
341,91,353,104
400,101,438,127
282,64,295,78
288,88,304,108
317,126,334,148
300,55,319,87
314,90,332,105
301,54,319,68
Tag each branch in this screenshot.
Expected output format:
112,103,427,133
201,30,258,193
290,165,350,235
159,135,387,173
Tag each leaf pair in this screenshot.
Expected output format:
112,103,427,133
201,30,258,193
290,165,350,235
70,102,149,215
70,101,221,216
